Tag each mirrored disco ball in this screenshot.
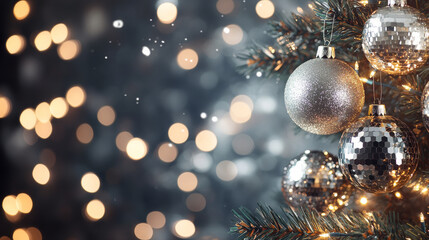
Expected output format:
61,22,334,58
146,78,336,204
281,150,352,213
339,116,419,193
362,4,429,75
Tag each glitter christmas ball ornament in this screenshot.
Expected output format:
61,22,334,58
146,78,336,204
339,104,419,193
422,81,429,132
281,150,353,213
284,46,365,135
362,0,429,75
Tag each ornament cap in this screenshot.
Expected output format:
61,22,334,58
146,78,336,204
388,0,406,7
316,46,336,59
368,104,387,116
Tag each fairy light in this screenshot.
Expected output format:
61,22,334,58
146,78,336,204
355,61,359,71
319,233,330,237
402,85,412,91
360,197,368,205
177,48,199,70
370,70,376,78
126,138,148,160
422,188,428,194
394,192,402,199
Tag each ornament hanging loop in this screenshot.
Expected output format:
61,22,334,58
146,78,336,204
323,10,335,46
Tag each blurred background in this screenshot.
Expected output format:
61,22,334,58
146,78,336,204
0,0,341,239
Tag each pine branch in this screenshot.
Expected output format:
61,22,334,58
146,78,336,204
230,204,428,239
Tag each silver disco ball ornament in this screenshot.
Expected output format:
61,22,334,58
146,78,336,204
281,150,353,213
422,81,429,132
339,104,419,193
362,0,429,75
284,46,365,135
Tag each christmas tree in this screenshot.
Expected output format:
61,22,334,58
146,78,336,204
231,0,429,239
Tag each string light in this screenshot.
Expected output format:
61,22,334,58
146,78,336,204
66,86,86,107
355,61,359,71
359,197,368,205
402,85,412,91
174,219,195,238
394,192,402,199
134,223,153,240
319,233,330,238
168,123,189,144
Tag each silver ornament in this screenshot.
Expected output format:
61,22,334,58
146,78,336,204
362,0,429,75
339,104,419,193
281,150,352,213
422,81,429,132
284,46,365,135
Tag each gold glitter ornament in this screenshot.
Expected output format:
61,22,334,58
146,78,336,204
362,0,429,75
284,46,365,135
281,150,353,213
339,104,419,193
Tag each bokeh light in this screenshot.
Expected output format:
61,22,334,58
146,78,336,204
134,223,153,240
195,130,217,152
81,172,100,193
222,24,244,45
34,31,52,52
50,97,69,118
157,2,178,24
186,193,206,212
6,35,26,54
216,160,238,181
157,142,178,163
66,86,86,108
35,102,51,123
232,95,254,110
255,0,275,19
13,1,30,20
85,199,105,221
32,163,50,185
230,99,252,124
26,227,42,240
20,108,37,130
76,123,94,144
115,131,133,151
58,40,80,60
12,229,29,240
0,96,12,118
174,219,195,238
50,23,68,44
97,105,116,126
146,211,166,229
35,121,53,139
177,172,198,192
216,0,234,14
2,195,18,216
168,123,189,144
232,134,254,155
126,137,148,160
16,193,33,214
177,49,198,70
